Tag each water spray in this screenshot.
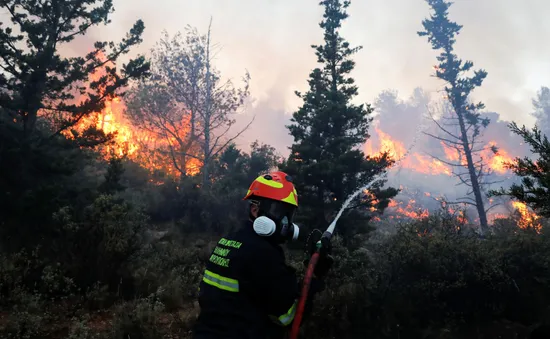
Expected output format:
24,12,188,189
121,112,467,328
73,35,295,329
290,116,429,339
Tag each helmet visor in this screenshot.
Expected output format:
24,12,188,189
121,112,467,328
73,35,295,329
259,199,296,223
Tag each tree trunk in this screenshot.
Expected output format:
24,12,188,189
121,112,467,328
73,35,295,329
455,106,489,235
201,19,213,189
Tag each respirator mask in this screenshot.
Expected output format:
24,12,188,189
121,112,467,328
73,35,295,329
251,199,300,243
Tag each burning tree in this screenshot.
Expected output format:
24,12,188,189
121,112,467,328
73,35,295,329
283,0,398,235
418,0,497,234
125,20,252,188
490,122,550,221
0,0,149,250
0,0,149,142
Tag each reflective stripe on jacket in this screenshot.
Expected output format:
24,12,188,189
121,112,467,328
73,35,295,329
192,220,321,339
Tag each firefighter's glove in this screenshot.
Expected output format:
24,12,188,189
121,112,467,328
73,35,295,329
314,252,334,279
303,236,333,279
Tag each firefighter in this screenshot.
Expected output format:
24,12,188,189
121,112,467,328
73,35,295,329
192,171,333,339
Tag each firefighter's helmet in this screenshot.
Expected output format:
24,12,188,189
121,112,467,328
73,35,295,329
243,171,298,207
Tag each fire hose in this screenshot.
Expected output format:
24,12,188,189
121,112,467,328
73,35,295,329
289,110,425,338
289,224,335,339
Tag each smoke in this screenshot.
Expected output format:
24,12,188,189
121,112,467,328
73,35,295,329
232,87,294,157
372,88,431,147
55,0,547,134
40,0,547,222
366,86,538,222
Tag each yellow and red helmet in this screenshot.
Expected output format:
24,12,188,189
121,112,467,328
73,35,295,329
243,171,298,207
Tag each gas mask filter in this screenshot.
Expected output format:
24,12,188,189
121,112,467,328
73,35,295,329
253,216,300,242
250,198,299,242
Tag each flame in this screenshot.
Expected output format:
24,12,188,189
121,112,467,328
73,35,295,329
456,210,467,225
488,213,508,224
374,127,407,160
365,128,453,176
512,201,542,233
365,125,534,233
485,141,514,174
386,198,429,220
413,154,452,176
365,128,514,176
72,95,201,177
61,52,202,177
440,141,467,166
73,96,140,158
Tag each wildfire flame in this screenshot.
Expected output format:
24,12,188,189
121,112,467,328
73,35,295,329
365,128,514,177
385,199,430,220
62,53,202,177
365,127,453,176
363,125,540,233
512,201,542,233
485,141,513,174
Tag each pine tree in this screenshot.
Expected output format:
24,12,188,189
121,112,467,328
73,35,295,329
0,0,149,250
490,122,550,218
418,0,492,234
99,155,126,195
0,0,150,142
282,0,397,235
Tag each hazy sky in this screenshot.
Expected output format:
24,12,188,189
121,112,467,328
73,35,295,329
67,0,549,152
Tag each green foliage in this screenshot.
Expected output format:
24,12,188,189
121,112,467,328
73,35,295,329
0,0,149,139
282,0,397,233
0,122,99,252
490,122,550,218
210,141,283,194
302,216,550,339
0,0,149,256
0,193,147,312
418,0,488,125
131,230,214,311
59,194,147,292
135,141,283,234
2,2,550,339
109,293,165,339
3,310,44,339
67,318,105,339
99,155,126,194
124,26,251,186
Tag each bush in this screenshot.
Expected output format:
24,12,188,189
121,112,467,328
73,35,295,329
109,293,165,339
301,216,550,339
131,226,216,311
0,193,148,318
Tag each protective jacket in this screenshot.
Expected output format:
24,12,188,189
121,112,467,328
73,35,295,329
192,220,323,339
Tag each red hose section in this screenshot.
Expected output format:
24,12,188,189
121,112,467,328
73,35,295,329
289,251,320,339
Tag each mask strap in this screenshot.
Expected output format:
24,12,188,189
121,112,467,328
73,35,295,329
249,199,260,220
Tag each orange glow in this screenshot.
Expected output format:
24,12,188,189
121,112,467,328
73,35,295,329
375,127,407,160
62,53,202,177
484,141,514,174
386,199,429,220
441,142,459,162
365,128,453,176
364,126,531,233
512,201,542,233
413,154,453,176
365,128,514,176
457,210,467,225
488,213,508,223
